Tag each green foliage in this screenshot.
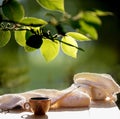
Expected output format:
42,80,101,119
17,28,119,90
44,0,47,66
15,31,26,46
36,0,64,12
0,0,111,62
81,11,102,26
21,17,47,26
26,35,43,49
40,39,60,62
0,30,11,47
0,66,29,94
2,0,24,21
61,36,78,58
66,32,90,41
94,9,113,16
24,45,36,52
79,20,98,39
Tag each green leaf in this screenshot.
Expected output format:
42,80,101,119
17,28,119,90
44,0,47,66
2,0,24,21
0,30,11,47
94,10,113,16
79,20,98,40
61,36,78,58
14,31,26,46
36,0,64,12
25,30,33,41
66,32,90,41
24,45,36,52
21,17,47,26
40,39,60,62
81,11,101,26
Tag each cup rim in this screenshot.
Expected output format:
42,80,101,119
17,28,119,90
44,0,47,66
30,97,50,100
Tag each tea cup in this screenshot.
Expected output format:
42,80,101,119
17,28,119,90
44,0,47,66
24,97,51,115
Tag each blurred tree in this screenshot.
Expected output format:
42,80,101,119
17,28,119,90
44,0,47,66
0,32,29,94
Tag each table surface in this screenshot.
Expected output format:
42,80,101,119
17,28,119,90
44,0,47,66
0,101,120,119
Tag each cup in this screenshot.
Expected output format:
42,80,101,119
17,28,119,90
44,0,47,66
24,97,51,115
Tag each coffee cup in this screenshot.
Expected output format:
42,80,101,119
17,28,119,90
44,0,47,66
24,97,51,115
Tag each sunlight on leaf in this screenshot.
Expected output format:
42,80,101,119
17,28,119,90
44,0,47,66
81,11,101,26
79,20,98,40
40,39,60,62
24,45,36,52
2,0,24,21
21,17,47,26
94,10,113,16
0,30,11,47
14,31,26,46
61,36,78,58
36,0,64,12
66,32,90,41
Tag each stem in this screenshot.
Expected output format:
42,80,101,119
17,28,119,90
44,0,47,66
2,19,43,27
55,39,84,51
1,18,84,51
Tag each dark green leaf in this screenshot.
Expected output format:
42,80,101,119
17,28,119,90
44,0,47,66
26,35,43,49
2,0,24,21
0,14,2,23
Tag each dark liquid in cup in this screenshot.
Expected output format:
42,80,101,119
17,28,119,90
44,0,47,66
31,97,49,100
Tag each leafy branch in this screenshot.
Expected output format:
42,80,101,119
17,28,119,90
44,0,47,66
0,0,111,62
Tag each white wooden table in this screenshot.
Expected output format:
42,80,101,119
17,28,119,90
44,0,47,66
0,101,120,119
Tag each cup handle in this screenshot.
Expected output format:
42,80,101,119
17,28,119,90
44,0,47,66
24,102,31,110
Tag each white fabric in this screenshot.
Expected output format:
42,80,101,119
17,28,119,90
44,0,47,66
0,72,120,110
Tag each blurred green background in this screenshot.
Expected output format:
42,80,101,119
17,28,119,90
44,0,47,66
0,0,120,107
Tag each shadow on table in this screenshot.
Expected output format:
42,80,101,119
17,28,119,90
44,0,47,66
49,101,117,112
21,114,48,119
1,101,118,119
50,106,89,112
90,101,117,108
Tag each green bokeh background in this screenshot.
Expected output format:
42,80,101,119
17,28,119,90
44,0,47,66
0,0,120,107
